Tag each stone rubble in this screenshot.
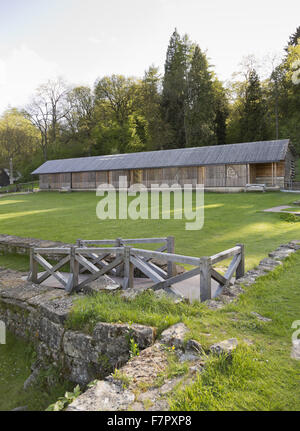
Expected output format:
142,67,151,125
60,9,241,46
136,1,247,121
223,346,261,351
251,312,272,322
67,324,204,411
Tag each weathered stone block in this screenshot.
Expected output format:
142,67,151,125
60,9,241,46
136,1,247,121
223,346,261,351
67,380,135,411
63,331,98,362
64,356,101,385
210,338,238,356
160,323,188,348
38,317,64,350
38,295,74,324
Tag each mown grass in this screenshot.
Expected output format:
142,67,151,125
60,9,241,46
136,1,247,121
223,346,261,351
0,191,300,271
0,332,73,411
0,253,29,271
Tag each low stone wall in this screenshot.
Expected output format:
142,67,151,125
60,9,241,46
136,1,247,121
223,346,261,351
0,277,155,385
0,234,70,256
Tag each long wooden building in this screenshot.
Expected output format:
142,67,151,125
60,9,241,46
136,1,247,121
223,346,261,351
32,139,296,192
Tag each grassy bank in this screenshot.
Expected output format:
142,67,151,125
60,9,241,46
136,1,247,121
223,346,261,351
0,332,73,411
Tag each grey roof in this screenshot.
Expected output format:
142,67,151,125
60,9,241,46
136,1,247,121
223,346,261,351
32,139,290,175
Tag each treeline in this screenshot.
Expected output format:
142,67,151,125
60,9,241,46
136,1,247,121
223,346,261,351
0,27,299,181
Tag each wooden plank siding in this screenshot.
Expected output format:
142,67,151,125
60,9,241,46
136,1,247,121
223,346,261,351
40,173,71,189
142,167,198,187
204,164,247,187
72,172,96,189
254,162,285,186
111,170,130,188
39,160,289,190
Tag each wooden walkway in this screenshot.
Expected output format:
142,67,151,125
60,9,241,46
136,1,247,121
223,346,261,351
25,271,221,302
27,237,244,302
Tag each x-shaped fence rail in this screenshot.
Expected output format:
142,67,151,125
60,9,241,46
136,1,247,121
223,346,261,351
28,237,244,301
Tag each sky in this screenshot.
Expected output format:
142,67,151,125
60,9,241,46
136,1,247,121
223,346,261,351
0,0,299,115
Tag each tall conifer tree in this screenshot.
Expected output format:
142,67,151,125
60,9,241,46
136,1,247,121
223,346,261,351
239,69,269,142
185,45,217,146
161,29,191,148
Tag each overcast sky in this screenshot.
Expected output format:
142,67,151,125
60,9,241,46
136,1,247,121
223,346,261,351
0,0,299,115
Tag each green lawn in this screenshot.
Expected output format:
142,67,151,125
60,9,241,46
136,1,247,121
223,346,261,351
0,191,300,270
0,332,73,411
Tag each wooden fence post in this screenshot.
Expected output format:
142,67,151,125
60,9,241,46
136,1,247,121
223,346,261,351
70,246,79,291
115,237,123,276
236,243,245,279
200,256,212,302
123,246,134,289
30,247,38,283
167,236,176,277
75,240,82,273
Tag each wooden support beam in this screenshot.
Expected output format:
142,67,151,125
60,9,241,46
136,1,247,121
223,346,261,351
36,254,70,284
77,255,124,289
235,243,245,279
224,253,241,281
123,246,134,289
122,237,167,244
145,261,168,279
211,268,228,286
29,248,38,283
167,236,176,277
65,274,74,293
210,246,241,265
130,251,168,279
79,252,111,274
80,239,118,246
34,253,67,287
76,247,124,255
130,248,201,266
130,255,165,283
200,257,212,302
150,266,201,291
70,246,79,292
115,238,124,276
75,254,100,274
34,247,70,254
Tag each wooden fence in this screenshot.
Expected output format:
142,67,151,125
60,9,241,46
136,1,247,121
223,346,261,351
0,181,37,194
28,237,244,301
